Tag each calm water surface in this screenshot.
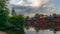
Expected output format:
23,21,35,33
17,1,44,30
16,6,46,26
25,27,60,34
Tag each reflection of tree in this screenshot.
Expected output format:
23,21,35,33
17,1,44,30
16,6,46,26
53,29,56,34
35,28,39,32
26,26,29,30
34,27,40,33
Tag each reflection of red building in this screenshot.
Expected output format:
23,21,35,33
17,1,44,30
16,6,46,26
26,16,60,31
54,25,60,31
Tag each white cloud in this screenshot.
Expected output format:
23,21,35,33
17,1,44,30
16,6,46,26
9,0,56,17
17,0,50,8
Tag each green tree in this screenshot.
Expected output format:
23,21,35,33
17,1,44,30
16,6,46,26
53,13,56,17
25,16,30,20
8,14,25,34
12,8,16,15
0,0,9,31
34,13,41,19
25,16,30,30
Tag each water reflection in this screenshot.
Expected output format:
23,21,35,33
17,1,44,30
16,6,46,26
25,27,60,34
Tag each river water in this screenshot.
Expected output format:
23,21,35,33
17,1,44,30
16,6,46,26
25,27,60,34
0,27,60,34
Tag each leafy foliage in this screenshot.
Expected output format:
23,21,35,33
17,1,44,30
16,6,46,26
8,15,25,34
34,13,40,19
0,0,9,31
12,8,16,15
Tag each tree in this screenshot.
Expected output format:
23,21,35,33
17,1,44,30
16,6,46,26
34,13,40,19
0,0,9,31
53,13,56,17
12,8,16,15
8,14,25,34
25,16,30,20
25,16,30,30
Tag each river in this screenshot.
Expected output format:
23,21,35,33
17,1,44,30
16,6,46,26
25,27,60,34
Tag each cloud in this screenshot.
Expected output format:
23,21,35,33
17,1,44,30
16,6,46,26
12,4,55,17
9,0,56,17
16,0,50,8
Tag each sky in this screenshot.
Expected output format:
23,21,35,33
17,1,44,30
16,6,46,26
8,0,60,17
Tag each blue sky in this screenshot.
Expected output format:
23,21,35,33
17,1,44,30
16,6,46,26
10,0,60,7
9,0,60,16
54,0,60,7
54,0,60,14
10,0,60,8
